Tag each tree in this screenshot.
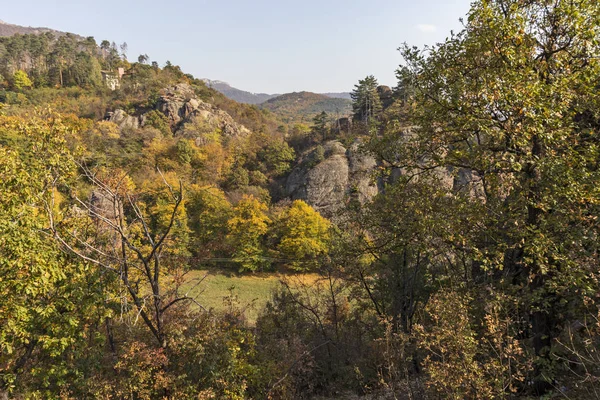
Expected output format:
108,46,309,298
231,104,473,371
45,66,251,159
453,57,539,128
49,166,194,350
137,53,149,64
50,35,76,86
100,40,110,52
70,52,102,87
257,140,295,177
226,195,271,272
119,42,128,60
187,185,232,260
83,36,97,54
11,70,32,90
0,114,105,395
350,75,382,126
311,111,329,142
378,0,600,392
275,200,331,271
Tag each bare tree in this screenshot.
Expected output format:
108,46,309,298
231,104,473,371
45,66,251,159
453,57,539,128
46,165,204,349
119,42,128,60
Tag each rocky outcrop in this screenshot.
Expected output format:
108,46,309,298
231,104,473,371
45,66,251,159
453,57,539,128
106,83,251,138
286,140,378,216
334,117,352,134
377,85,394,109
154,83,250,137
90,189,122,221
155,83,196,125
107,109,139,130
347,141,379,204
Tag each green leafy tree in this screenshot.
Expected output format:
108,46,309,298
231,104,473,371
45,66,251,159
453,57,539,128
257,140,295,177
0,114,106,396
70,52,102,87
375,0,600,392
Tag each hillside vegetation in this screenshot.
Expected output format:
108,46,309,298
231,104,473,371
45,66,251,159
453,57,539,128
203,79,278,104
2,1,600,399
260,91,352,123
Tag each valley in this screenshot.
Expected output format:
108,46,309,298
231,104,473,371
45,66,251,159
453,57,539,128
1,3,600,398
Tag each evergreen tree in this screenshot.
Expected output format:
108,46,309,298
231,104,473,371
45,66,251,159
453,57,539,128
350,75,382,125
311,111,329,142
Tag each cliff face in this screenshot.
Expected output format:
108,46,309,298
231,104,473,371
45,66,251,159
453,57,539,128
286,140,378,217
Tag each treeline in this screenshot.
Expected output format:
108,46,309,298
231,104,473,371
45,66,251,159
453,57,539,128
0,32,130,89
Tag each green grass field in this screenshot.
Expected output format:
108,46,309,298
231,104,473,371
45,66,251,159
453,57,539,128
183,269,319,323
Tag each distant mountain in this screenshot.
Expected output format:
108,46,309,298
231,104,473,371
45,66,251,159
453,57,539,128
322,92,352,100
204,79,352,105
203,79,278,105
260,91,352,123
0,20,79,38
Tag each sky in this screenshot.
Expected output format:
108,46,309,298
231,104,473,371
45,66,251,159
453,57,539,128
1,0,473,93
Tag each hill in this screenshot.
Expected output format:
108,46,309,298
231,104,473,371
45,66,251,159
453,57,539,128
260,91,352,123
204,79,352,105
322,92,352,100
203,79,278,104
0,20,79,38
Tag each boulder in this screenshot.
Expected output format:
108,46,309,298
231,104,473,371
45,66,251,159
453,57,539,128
347,141,379,204
89,189,123,227
107,109,139,130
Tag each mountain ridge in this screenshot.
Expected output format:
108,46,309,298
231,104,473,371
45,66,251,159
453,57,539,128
0,20,80,38
260,91,352,123
203,79,351,105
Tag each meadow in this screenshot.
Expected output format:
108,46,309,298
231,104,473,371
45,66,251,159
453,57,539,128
184,269,321,323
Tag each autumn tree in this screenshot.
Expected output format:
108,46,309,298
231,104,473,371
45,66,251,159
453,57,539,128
226,195,271,272
11,70,32,90
187,185,232,260
0,114,106,396
373,0,600,393
274,200,331,271
48,164,196,350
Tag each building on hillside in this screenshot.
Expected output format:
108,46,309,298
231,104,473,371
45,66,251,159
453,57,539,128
101,68,126,91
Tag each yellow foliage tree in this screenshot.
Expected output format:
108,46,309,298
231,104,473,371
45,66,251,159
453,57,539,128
187,185,232,260
226,195,270,272
276,200,331,271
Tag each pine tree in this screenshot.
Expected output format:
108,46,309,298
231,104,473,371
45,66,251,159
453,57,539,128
350,75,382,125
311,111,329,142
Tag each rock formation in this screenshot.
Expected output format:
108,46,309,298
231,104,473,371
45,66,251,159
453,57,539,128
377,85,394,108
107,83,250,137
286,140,378,217
107,109,139,130
155,84,250,136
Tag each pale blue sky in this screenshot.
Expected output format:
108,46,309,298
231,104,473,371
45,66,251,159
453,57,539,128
2,0,473,93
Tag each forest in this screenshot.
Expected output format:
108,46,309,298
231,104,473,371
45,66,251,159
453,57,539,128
1,0,600,398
